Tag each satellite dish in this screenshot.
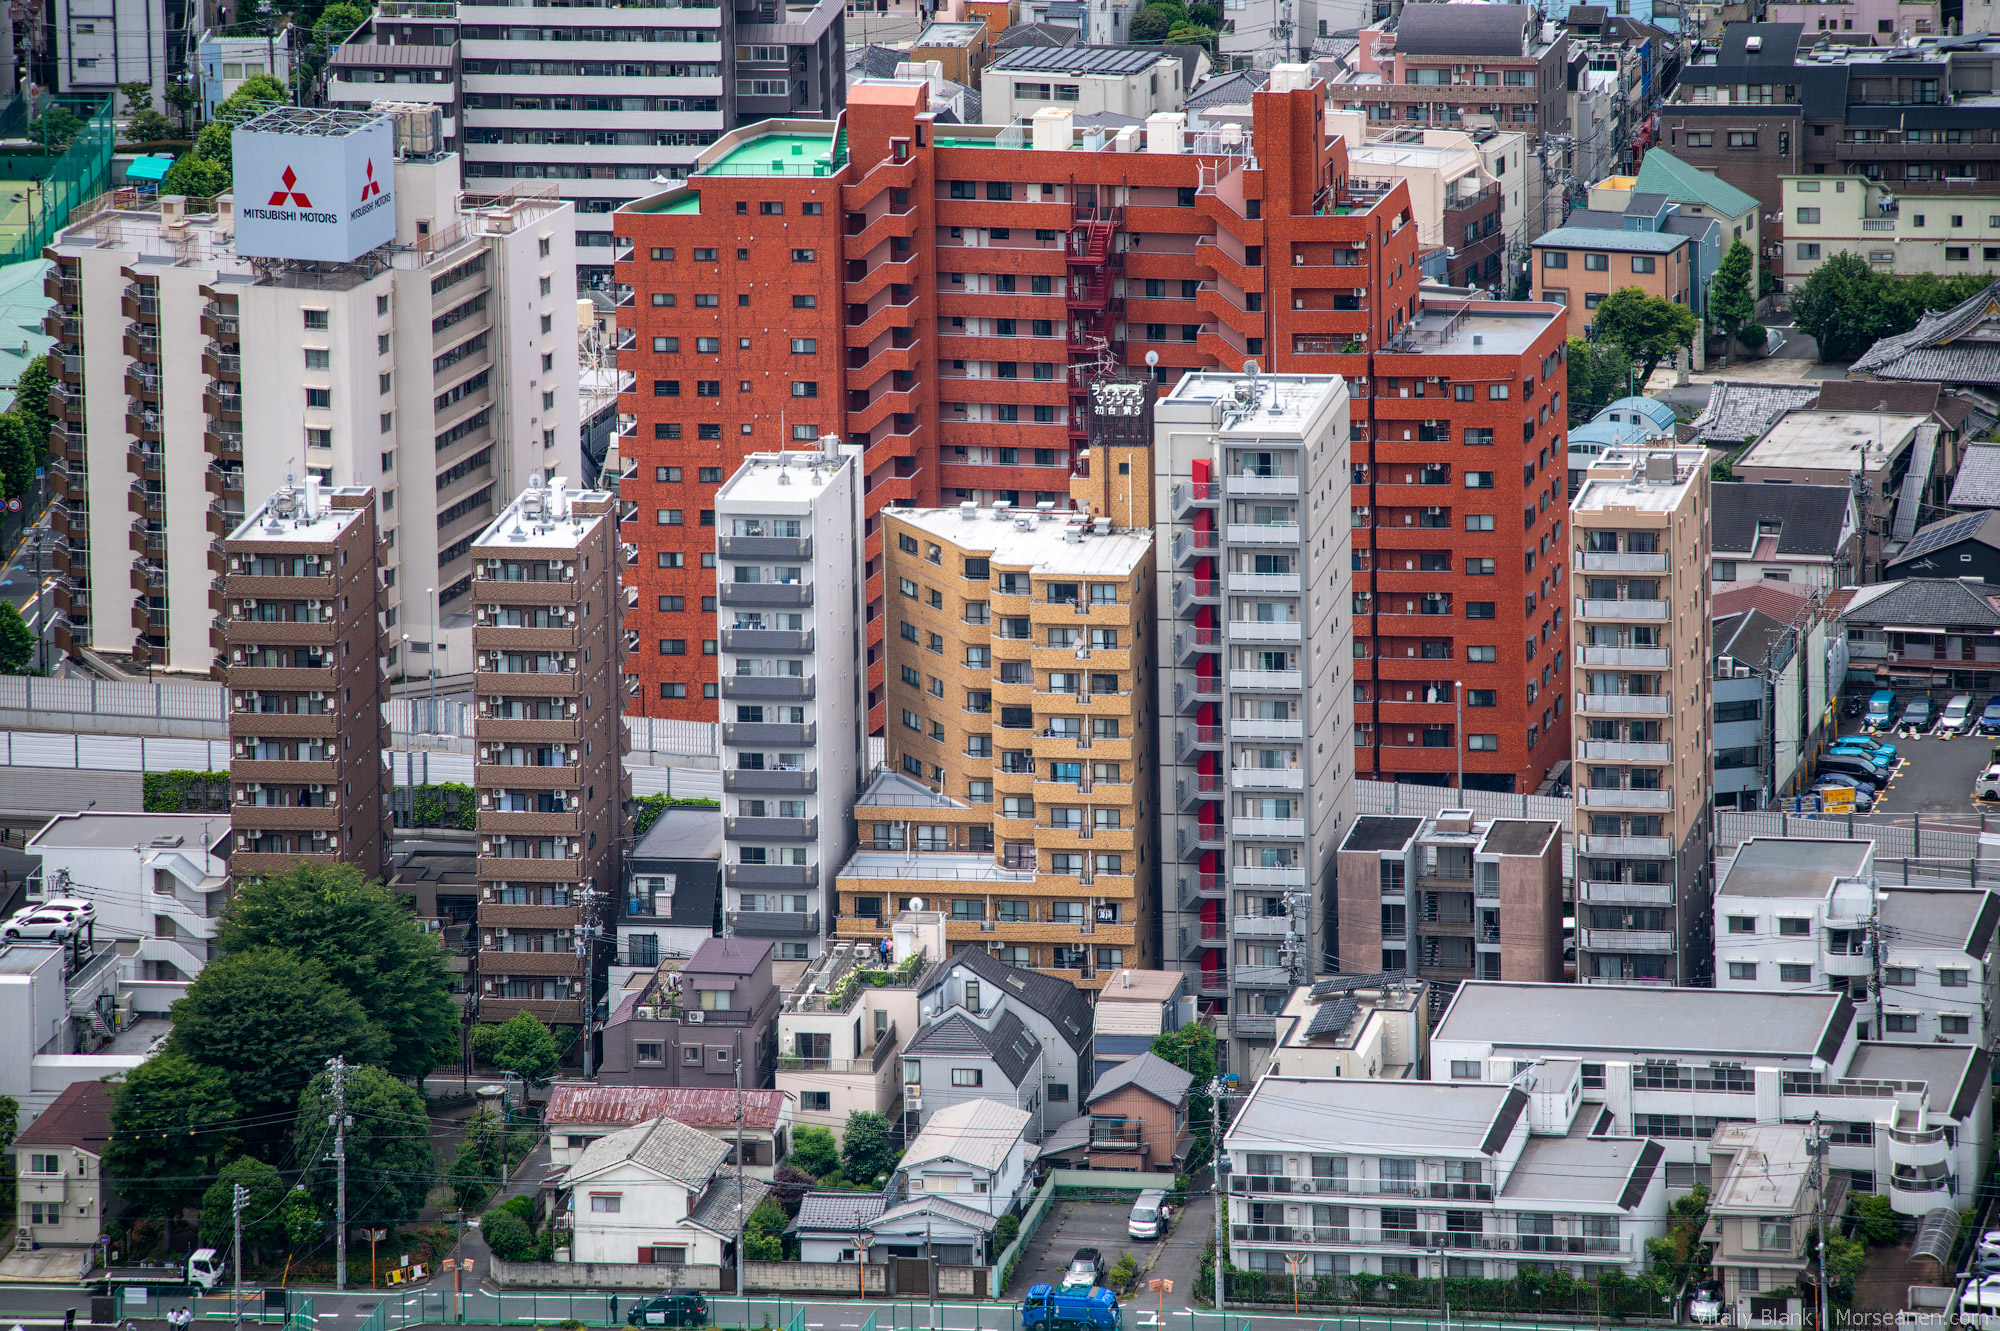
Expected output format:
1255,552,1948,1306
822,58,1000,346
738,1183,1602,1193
910,896,925,912
1145,350,1160,367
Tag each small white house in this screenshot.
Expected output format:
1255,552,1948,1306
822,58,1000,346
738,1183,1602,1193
789,1190,890,1263
897,1099,1031,1218
561,1114,770,1266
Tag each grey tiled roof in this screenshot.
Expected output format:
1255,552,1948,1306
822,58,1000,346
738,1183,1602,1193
1714,609,1792,673
1852,280,2000,385
788,1190,890,1234
686,1171,770,1238
1950,444,2000,509
904,1009,1043,1087
572,1114,732,1187
1187,67,1268,108
1840,577,2000,630
992,20,1079,48
1393,2,1534,55
1086,1050,1193,1106
1710,482,1851,558
869,1195,1000,1232
931,945,1093,1052
1690,380,1823,447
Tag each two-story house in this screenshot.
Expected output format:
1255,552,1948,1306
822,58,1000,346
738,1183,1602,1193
1266,974,1432,1080
617,807,723,992
1223,1070,1670,1280
1092,969,1189,1083
546,1083,793,1179
1431,981,1992,1213
902,1009,1046,1140
1839,578,2000,696
560,1114,770,1267
913,947,1093,1136
13,1080,114,1249
1039,1051,1192,1173
600,939,781,1089
898,1098,1034,1217
1716,838,1998,1046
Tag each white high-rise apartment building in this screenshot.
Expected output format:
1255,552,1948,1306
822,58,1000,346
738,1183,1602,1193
1154,371,1355,1072
44,106,578,675
714,445,864,962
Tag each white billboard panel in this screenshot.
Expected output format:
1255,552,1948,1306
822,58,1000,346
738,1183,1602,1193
234,115,397,263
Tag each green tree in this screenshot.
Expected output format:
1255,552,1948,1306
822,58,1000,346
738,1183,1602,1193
14,357,53,459
745,1196,788,1262
0,603,35,676
281,1188,322,1253
1849,1193,1901,1246
105,1054,239,1246
789,1124,839,1178
0,411,35,499
164,82,198,130
0,1095,17,1217
118,80,154,113
840,1111,897,1185
1186,2,1218,23
1589,287,1698,386
127,110,177,143
1644,1184,1710,1293
1164,21,1218,51
161,153,231,199
1151,1024,1219,1162
313,2,370,53
168,948,388,1126
218,860,456,1078
1565,336,1634,426
484,1010,561,1086
447,1108,512,1210
293,1065,433,1227
197,1155,289,1259
1709,238,1755,366
1128,3,1182,40
481,1206,535,1261
1790,251,1887,362
27,106,85,152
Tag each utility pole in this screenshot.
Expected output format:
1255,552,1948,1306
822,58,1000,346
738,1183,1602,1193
734,1053,746,1298
328,1055,349,1291
575,882,601,1078
1808,1113,1829,1331
1865,905,1884,1039
1212,1077,1228,1314
231,1183,247,1331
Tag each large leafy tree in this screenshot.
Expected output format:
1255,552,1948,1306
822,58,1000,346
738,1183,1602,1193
13,359,52,460
1565,336,1634,426
1709,238,1756,365
105,1054,240,1246
168,949,388,1128
218,861,456,1078
0,412,35,498
1151,1024,1220,1158
198,1155,289,1260
292,1065,434,1227
788,1125,839,1178
1790,252,1889,362
840,1111,897,1186
0,603,34,675
481,1010,561,1086
1590,287,1698,386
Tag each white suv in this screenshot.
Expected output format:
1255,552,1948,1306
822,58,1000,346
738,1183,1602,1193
2,911,76,941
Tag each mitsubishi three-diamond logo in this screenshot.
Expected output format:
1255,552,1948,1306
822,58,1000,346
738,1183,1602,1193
268,166,312,208
360,159,382,201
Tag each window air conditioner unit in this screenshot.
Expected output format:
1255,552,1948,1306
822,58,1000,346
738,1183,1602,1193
686,1009,705,1023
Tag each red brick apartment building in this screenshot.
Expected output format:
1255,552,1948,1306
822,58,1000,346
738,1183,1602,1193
613,69,1571,790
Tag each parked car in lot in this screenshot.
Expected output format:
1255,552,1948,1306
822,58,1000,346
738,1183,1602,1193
1865,689,1898,731
1830,738,1898,765
1688,1280,1725,1325
1979,698,2000,736
1977,1229,2000,1262
1901,697,1940,733
1128,1189,1172,1240
1,910,76,941
1061,1248,1106,1290
1813,780,1875,811
35,896,93,922
1819,753,1890,785
1942,694,1978,735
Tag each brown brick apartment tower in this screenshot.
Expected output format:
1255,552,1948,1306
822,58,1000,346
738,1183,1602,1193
613,67,1571,792
224,479,389,880
470,477,625,1028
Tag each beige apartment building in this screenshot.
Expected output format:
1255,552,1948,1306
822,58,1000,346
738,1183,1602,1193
1569,448,1714,986
1783,175,2000,280
833,480,1157,989
224,478,389,880
470,477,624,1028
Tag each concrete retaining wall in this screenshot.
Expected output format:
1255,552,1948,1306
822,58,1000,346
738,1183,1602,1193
746,1262,886,1294
491,1260,723,1290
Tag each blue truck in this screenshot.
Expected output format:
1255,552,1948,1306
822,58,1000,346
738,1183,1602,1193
1023,1285,1121,1331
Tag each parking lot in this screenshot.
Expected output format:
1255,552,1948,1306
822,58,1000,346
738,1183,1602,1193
1825,694,2000,814
1000,1196,1210,1305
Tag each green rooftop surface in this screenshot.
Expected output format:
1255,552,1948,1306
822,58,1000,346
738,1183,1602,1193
663,193,701,214
702,131,841,177
1632,148,1759,218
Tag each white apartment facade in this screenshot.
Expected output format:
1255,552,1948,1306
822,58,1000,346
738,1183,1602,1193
1154,371,1354,1069
1223,1072,1670,1281
1716,838,2000,1048
1432,981,1993,1214
44,107,578,676
716,446,865,962
979,48,1186,124
1782,175,2000,279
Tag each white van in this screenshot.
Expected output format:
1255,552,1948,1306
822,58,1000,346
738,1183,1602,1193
1959,1275,2000,1331
1128,1189,1170,1240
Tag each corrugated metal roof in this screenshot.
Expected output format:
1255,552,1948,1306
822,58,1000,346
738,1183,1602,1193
903,1098,1033,1173
548,1082,787,1130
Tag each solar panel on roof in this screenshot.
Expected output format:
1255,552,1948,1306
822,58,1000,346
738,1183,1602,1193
1309,969,1407,998
1306,995,1359,1037
1898,511,1995,563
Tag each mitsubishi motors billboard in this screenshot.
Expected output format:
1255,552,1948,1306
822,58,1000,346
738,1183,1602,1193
234,109,397,263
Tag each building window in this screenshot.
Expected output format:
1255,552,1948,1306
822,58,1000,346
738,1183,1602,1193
590,1194,621,1213
1542,251,1568,269
1942,1015,1971,1035
1630,255,1655,274
1796,243,1821,260
1796,207,1821,224
1728,131,1758,148
1584,253,1609,271
802,1091,831,1111
1727,962,1756,980
634,1042,664,1065
950,1068,983,1087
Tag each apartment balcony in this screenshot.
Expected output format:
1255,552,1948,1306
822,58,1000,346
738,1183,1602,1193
723,769,817,795
1233,865,1305,888
1579,647,1669,669
1235,818,1304,839
1580,598,1668,621
724,815,817,840
1580,551,1668,573
1232,718,1304,741
720,628,812,653
727,909,821,938
726,863,819,888
1577,787,1672,810
1228,572,1301,595
1228,620,1302,643
1577,879,1674,906
1579,693,1670,715
1581,928,1676,953
1225,473,1299,497
1176,824,1224,858
720,676,815,701
1231,670,1302,692
720,583,812,608
1231,767,1304,791
1173,578,1220,615
719,534,812,559
1170,480,1217,518
723,721,815,745
1580,742,1671,763
1577,834,1674,857
1174,627,1219,666
1231,1013,1278,1039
